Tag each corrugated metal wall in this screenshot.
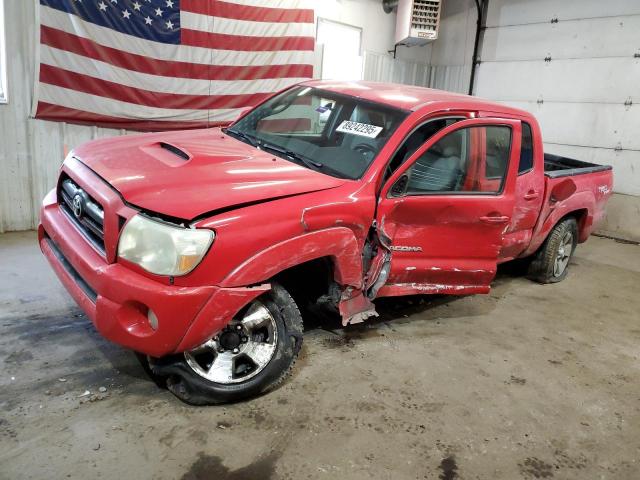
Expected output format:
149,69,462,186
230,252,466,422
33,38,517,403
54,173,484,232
362,51,470,94
1,0,36,233
427,0,476,94
428,64,470,94
363,51,431,86
362,0,476,94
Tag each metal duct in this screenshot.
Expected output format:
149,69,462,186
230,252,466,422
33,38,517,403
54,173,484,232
382,0,399,14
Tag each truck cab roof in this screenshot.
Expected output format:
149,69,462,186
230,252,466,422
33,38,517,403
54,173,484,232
300,80,532,119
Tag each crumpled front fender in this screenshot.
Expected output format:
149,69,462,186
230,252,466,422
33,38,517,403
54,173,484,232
220,227,364,289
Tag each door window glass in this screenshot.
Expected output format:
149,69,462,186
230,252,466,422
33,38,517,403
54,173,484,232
386,118,462,178
518,122,534,174
485,126,511,179
404,125,512,195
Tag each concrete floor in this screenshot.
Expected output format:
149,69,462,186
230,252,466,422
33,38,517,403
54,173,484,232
1,231,639,480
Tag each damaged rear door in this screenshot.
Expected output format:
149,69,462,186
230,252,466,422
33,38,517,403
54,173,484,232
373,118,522,296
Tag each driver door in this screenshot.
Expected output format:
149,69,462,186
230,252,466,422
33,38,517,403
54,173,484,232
375,117,522,296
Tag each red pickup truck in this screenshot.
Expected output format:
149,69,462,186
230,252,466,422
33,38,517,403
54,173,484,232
40,81,613,404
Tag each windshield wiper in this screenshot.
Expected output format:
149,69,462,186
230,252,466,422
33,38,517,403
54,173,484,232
223,128,258,147
258,142,324,171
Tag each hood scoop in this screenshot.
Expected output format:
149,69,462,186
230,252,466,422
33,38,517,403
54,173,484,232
137,142,191,167
159,142,190,161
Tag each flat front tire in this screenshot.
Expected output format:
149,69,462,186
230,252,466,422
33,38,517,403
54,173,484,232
147,283,303,405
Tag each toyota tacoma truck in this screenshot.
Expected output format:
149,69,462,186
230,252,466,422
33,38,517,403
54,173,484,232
40,81,613,404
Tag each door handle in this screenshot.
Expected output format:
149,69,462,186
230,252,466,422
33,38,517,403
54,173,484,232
523,190,540,200
479,215,510,225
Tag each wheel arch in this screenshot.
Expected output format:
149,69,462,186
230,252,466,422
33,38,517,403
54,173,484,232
564,208,589,241
524,190,595,257
544,207,591,246
219,227,364,290
270,256,336,305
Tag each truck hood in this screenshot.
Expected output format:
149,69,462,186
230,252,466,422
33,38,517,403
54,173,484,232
73,128,348,219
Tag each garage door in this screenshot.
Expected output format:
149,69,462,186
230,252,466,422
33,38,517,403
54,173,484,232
474,0,640,196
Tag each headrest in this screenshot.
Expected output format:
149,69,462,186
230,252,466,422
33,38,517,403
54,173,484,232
442,146,458,157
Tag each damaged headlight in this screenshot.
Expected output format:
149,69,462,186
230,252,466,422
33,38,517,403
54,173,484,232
118,215,214,276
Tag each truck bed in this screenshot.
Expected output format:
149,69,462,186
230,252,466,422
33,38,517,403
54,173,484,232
525,152,614,256
544,153,612,178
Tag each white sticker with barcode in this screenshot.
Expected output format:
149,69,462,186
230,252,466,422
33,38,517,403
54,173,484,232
336,120,383,139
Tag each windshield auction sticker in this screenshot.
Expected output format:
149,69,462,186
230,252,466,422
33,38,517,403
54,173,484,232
336,121,383,138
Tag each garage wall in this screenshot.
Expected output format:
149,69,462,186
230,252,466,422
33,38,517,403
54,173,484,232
427,0,476,93
474,0,640,241
2,1,113,235
315,0,430,64
0,0,431,233
0,1,143,233
362,0,477,93
363,50,432,86
318,0,433,86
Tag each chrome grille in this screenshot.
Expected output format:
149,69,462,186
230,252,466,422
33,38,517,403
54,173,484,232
58,176,105,253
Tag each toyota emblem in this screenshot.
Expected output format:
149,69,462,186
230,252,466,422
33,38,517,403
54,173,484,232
72,194,83,219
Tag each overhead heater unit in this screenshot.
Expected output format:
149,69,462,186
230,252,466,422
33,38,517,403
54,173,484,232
395,0,441,46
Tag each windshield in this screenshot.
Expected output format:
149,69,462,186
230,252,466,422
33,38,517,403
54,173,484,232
227,86,408,179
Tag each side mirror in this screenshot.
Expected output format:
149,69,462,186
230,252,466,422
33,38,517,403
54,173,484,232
390,174,409,197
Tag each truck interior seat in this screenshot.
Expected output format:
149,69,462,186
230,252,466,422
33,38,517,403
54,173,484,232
408,140,463,192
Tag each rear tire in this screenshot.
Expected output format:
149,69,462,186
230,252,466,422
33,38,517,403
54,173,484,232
527,217,578,284
148,283,303,405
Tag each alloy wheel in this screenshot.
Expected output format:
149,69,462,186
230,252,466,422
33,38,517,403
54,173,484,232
553,231,573,277
184,301,278,384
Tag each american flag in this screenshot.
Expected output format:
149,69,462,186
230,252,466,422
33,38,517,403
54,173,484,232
35,0,316,130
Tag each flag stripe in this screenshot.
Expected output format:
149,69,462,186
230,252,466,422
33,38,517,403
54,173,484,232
181,11,315,38
181,0,314,24
216,0,313,8
41,6,315,66
40,45,307,96
41,26,313,81
40,64,277,110
38,83,242,122
181,29,315,52
36,102,211,131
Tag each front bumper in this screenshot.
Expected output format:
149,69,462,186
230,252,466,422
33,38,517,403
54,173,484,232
39,187,267,357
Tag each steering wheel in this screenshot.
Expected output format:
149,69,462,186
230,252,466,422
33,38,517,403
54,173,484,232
353,143,377,158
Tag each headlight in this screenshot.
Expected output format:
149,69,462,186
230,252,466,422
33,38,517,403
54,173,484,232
118,215,214,276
